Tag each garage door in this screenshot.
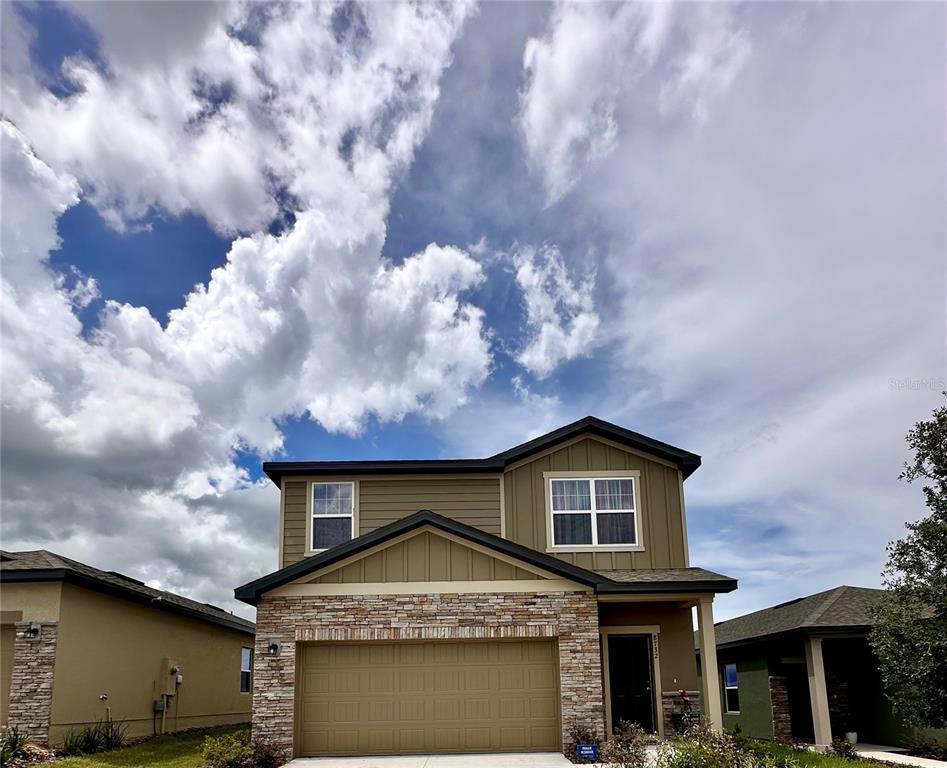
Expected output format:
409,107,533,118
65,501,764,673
297,639,560,756
1,625,14,727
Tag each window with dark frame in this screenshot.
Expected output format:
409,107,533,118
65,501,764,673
549,477,637,547
240,647,253,693
724,662,739,713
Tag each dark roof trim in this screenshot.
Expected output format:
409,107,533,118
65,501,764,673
235,510,600,604
708,624,873,652
598,578,737,595
1,568,254,636
263,416,701,484
234,510,734,605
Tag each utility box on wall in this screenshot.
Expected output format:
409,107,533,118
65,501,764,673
160,658,179,696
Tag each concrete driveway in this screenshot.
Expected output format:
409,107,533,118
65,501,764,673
287,754,573,767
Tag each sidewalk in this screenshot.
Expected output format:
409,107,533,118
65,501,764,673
855,744,947,768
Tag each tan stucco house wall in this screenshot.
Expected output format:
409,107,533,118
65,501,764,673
1,553,254,745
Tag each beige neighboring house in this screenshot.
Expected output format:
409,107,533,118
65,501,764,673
235,416,738,758
0,550,254,745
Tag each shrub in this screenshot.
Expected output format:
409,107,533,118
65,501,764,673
248,737,288,768
201,731,287,768
202,732,251,768
564,720,600,764
58,720,127,756
600,720,648,768
1,726,29,764
830,737,858,760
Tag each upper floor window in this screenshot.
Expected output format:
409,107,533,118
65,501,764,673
311,482,354,551
547,475,639,548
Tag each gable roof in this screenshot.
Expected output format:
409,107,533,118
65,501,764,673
711,586,886,649
1,549,255,635
262,416,702,485
234,510,735,604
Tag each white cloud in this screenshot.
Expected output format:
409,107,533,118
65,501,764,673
518,2,749,204
513,245,599,379
3,2,472,235
0,2,486,614
518,2,944,617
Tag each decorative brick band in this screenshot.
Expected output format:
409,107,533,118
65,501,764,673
254,591,604,757
295,623,559,642
661,690,701,737
8,622,58,746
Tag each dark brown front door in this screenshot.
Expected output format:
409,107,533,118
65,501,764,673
607,634,656,734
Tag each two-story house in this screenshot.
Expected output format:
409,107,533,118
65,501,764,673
235,416,736,758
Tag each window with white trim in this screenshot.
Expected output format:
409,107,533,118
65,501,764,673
549,476,638,547
240,647,253,693
311,482,354,550
724,663,740,713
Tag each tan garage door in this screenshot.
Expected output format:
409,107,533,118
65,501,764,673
297,639,560,756
1,625,14,727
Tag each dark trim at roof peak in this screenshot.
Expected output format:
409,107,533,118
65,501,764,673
234,510,734,605
263,416,701,484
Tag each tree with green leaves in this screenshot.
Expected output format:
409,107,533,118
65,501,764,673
869,393,947,728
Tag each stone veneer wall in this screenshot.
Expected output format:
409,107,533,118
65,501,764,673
8,622,58,745
769,676,793,742
253,591,604,756
661,690,701,737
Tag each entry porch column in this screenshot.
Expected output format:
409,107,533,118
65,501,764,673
696,597,723,731
804,635,832,747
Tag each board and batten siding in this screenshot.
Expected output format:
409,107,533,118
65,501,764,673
281,481,309,568
280,476,502,568
503,436,687,570
307,531,537,584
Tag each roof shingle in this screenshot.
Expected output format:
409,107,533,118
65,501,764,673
712,585,886,648
0,550,254,635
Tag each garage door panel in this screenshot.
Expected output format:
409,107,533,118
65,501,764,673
298,639,560,756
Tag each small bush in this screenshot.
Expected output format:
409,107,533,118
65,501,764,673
58,720,127,756
201,731,287,768
202,732,251,768
831,737,857,760
907,732,947,760
564,720,600,764
1,726,29,764
249,737,288,768
600,720,648,768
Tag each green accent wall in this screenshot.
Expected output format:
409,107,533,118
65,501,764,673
720,654,774,740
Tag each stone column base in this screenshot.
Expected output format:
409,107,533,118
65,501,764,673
662,690,701,737
8,622,58,746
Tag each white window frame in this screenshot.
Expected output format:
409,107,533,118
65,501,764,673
306,480,358,555
543,470,644,553
240,647,253,694
724,662,740,714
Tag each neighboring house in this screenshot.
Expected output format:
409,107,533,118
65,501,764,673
235,416,737,758
697,586,925,748
0,550,255,745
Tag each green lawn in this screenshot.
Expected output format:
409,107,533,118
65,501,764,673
54,725,248,768
749,739,886,767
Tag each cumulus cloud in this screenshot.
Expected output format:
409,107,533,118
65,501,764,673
513,245,599,379
0,2,486,615
3,2,471,235
518,2,749,204
517,2,944,619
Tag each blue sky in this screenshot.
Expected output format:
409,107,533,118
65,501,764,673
1,1,944,619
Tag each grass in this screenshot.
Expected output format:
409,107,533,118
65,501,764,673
54,725,249,768
749,739,886,767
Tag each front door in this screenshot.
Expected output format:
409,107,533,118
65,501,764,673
607,634,656,734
